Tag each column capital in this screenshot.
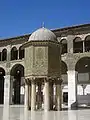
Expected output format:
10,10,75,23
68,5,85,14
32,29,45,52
44,77,49,83
25,78,31,85
55,80,63,85
67,70,78,74
54,78,63,85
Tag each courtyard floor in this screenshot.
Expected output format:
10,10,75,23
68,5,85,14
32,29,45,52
1,105,90,120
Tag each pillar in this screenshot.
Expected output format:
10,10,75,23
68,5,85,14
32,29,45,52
4,75,11,106
24,84,28,108
7,45,11,61
49,81,53,110
37,82,42,109
67,35,74,53
56,80,62,111
28,85,31,110
18,49,19,59
9,76,14,104
44,78,50,111
83,40,85,52
31,81,36,111
67,70,78,109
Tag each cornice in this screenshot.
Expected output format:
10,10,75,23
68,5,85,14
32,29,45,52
0,23,90,46
21,40,60,49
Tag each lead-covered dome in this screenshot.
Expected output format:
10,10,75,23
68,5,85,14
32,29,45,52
29,27,57,41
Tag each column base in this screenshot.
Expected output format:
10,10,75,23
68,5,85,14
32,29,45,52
68,101,78,110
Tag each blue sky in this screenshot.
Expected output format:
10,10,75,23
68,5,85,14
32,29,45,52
0,0,90,38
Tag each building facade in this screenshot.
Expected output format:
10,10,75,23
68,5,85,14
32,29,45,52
0,24,90,110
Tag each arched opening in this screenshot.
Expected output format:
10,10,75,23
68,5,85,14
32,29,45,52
73,37,83,53
75,57,90,107
60,39,67,54
61,61,68,106
19,46,24,59
0,52,1,61
0,67,5,104
10,64,24,104
2,49,7,61
85,35,90,52
11,47,18,60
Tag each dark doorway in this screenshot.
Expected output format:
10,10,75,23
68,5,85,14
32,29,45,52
63,92,68,104
13,71,21,104
10,64,24,105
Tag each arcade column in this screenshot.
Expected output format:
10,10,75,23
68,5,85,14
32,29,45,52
31,80,36,111
44,78,50,111
67,70,78,109
4,74,11,106
56,79,62,111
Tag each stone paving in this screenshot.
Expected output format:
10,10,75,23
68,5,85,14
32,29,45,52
1,106,90,120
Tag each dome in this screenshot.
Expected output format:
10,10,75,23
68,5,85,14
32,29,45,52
29,27,57,41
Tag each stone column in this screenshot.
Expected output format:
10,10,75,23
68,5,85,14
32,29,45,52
18,49,19,60
67,70,78,109
9,76,14,104
67,35,74,53
24,83,28,108
49,81,53,110
61,85,64,107
7,45,11,61
83,40,85,52
37,82,42,109
31,80,36,111
56,80,62,111
4,74,11,106
44,78,50,111
28,85,31,110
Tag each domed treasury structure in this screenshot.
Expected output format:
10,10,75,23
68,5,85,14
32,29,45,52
23,27,62,111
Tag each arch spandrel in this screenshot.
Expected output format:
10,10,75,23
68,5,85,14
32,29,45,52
61,61,68,74
62,53,78,71
63,53,90,71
